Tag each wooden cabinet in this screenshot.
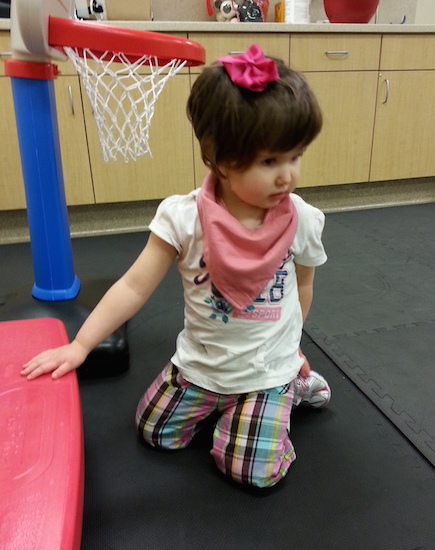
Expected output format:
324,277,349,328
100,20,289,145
0,74,95,210
370,35,435,181
0,77,26,210
290,34,381,72
1,29,435,211
54,76,95,205
299,71,379,187
290,34,381,187
0,32,10,77
0,33,25,210
76,32,194,203
0,31,94,210
189,73,208,189
377,34,435,71
0,30,194,210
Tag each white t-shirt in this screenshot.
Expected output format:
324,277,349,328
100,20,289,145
149,189,327,394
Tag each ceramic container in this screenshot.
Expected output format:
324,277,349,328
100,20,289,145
324,0,379,23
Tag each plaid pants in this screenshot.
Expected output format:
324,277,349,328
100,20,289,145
135,363,296,488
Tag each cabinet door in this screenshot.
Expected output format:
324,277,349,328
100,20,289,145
0,34,25,211
55,76,95,205
300,71,379,187
0,78,26,210
84,74,195,203
370,71,435,181
0,32,11,77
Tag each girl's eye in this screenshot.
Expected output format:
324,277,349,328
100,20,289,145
262,158,276,166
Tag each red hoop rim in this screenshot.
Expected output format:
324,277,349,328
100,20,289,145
48,17,206,67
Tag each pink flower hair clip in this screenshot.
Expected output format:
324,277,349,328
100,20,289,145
218,43,279,92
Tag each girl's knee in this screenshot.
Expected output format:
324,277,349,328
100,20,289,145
136,415,193,451
211,437,296,488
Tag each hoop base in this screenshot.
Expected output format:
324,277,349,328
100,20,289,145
0,279,130,379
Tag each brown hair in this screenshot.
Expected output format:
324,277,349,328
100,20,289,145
187,56,322,176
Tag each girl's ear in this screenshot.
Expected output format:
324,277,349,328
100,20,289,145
200,139,213,167
216,163,227,178
216,162,231,180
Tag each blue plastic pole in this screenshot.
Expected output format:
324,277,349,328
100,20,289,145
10,74,80,301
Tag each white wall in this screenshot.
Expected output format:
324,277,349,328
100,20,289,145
151,0,417,24
415,0,435,23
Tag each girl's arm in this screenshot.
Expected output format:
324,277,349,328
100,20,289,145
295,264,316,377
295,264,315,322
21,233,177,380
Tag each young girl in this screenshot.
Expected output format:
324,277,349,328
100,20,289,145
22,44,330,489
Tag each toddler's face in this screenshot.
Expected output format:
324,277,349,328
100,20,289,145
219,147,304,212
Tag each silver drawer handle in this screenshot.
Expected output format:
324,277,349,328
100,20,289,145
0,51,12,56
325,51,349,56
382,79,390,104
68,85,75,116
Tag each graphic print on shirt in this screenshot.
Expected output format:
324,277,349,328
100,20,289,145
205,284,236,324
193,256,236,323
193,251,292,323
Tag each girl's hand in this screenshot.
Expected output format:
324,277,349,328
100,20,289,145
298,347,311,378
21,340,89,380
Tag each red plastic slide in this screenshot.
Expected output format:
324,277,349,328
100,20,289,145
0,318,84,550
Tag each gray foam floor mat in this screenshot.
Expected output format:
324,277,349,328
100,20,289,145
304,203,435,465
2,229,435,549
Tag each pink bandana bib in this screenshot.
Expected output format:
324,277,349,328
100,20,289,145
196,172,298,310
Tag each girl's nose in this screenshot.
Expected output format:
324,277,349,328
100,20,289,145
277,164,293,186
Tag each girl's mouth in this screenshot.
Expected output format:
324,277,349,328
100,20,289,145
269,192,288,201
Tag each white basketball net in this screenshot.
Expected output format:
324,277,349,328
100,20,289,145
64,47,186,162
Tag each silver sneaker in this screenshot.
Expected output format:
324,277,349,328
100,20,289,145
293,371,331,408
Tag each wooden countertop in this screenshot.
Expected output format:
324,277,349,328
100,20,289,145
1,19,435,34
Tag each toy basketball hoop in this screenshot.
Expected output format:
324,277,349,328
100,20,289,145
8,1,205,163
49,17,205,162
5,0,205,304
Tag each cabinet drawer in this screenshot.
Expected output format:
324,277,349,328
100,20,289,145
0,33,11,76
380,35,435,70
188,33,289,72
290,34,381,72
